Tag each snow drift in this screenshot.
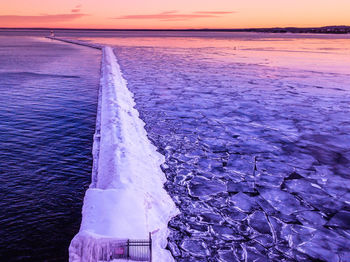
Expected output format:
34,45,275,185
69,46,178,261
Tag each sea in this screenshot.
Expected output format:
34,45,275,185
0,33,101,261
1,29,350,261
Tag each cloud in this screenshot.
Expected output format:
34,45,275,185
195,11,235,15
71,4,82,13
0,14,88,24
114,10,233,21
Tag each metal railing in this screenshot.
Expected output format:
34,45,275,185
106,233,152,261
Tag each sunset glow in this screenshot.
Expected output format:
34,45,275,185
0,0,350,29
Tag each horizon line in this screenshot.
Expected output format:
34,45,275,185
0,25,349,31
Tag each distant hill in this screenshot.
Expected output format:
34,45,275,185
201,26,350,34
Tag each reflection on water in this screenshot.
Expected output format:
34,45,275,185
83,33,350,261
0,36,100,261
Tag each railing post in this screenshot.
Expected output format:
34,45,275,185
149,232,152,262
127,239,130,259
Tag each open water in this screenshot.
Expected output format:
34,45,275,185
0,35,100,261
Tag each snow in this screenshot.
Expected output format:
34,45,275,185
46,36,103,50
46,40,180,261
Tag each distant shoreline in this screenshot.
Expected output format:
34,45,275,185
0,26,349,34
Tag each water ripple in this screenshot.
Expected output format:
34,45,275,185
0,36,100,261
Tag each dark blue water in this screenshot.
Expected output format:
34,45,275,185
0,36,100,261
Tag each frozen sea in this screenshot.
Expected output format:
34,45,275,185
1,30,350,261
77,32,350,261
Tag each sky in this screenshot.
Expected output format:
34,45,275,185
0,0,349,29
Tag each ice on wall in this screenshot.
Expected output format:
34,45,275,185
68,46,178,262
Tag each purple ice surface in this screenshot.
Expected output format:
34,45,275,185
83,32,350,261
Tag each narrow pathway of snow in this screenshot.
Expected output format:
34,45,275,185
47,38,178,262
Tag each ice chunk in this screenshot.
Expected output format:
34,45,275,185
284,179,327,196
211,224,236,240
199,212,223,224
227,180,256,193
296,211,327,226
297,229,350,262
188,176,226,199
255,173,284,188
221,207,247,222
327,211,350,229
180,239,209,257
259,188,308,215
249,211,271,235
230,192,257,212
218,250,237,262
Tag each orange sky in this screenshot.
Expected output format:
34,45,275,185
0,0,349,29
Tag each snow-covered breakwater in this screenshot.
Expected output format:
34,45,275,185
48,38,178,261
46,37,103,50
